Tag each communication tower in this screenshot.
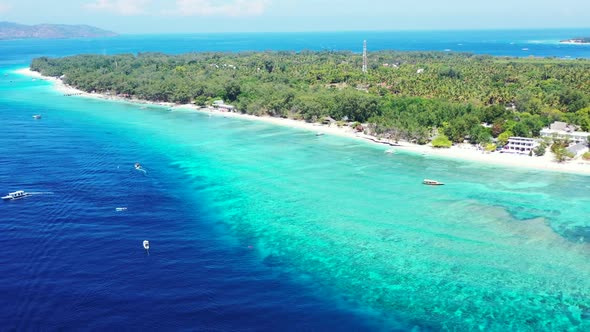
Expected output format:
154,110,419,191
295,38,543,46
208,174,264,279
362,40,368,73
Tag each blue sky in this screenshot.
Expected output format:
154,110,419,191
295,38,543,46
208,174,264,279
0,0,588,33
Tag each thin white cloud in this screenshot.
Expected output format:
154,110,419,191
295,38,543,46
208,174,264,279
174,0,269,17
0,2,11,13
84,0,150,16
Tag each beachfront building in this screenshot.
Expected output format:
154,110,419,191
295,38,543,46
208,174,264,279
502,137,539,155
322,116,336,125
567,143,589,158
212,99,235,112
540,121,590,144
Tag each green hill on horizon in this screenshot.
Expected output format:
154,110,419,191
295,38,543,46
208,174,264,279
0,22,117,40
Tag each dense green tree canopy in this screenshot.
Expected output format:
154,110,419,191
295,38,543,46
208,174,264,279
30,51,590,144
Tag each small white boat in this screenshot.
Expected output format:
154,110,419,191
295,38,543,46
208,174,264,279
316,132,325,136
115,207,127,212
143,240,150,250
385,149,395,154
32,115,41,119
2,190,30,200
423,179,444,186
134,162,147,174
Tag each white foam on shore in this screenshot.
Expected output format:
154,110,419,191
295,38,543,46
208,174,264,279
14,67,590,176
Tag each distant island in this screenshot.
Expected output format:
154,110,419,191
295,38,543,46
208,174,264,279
560,37,590,44
0,22,117,40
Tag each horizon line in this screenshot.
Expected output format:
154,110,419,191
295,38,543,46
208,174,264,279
119,26,590,35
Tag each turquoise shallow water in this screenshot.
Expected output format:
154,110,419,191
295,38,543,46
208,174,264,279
6,71,590,330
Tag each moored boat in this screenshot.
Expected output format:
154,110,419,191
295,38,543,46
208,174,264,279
423,179,444,186
2,190,30,200
32,114,41,119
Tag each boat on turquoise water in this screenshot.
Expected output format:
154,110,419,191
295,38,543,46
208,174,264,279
32,114,41,119
423,179,444,186
2,190,30,200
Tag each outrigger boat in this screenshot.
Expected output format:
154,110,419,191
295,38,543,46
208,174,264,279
2,190,30,200
423,179,444,186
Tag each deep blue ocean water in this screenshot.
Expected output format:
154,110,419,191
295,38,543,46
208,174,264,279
0,75,388,331
1,30,590,331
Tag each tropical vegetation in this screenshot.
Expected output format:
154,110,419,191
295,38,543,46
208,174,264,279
431,134,452,148
30,51,590,145
551,139,575,162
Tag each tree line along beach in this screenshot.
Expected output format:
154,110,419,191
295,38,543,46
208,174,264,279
18,50,590,175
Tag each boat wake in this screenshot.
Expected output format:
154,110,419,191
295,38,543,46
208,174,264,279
134,162,148,175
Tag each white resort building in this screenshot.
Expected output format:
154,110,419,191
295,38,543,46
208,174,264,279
503,137,539,155
540,121,590,144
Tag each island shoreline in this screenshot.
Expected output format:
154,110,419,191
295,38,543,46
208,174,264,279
15,67,590,176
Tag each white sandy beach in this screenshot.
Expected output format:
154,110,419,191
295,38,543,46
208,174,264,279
15,67,590,175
